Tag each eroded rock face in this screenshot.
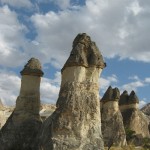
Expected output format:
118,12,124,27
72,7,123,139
119,91,150,139
0,99,4,110
141,103,150,116
36,33,105,150
0,100,5,128
0,58,43,150
101,86,127,147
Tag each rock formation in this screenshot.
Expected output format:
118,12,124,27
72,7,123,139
119,90,150,139
141,103,150,116
0,99,5,128
101,86,127,147
36,33,106,150
0,99,4,110
40,104,56,121
0,58,43,150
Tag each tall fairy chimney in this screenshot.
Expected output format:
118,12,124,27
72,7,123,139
119,90,139,111
100,86,127,146
119,90,150,139
37,33,106,150
0,58,43,150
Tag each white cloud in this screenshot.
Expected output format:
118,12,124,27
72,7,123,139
40,78,60,104
119,75,150,94
0,0,149,69
0,5,29,67
121,81,145,93
119,75,146,93
40,71,61,104
127,0,143,16
0,69,61,106
128,75,140,80
100,74,118,94
1,0,33,8
29,0,150,69
139,99,147,109
0,69,149,106
53,0,71,9
145,77,150,83
0,70,21,106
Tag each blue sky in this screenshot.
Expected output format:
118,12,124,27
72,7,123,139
0,0,149,108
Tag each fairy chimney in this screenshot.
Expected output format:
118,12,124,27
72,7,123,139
119,90,150,138
119,90,139,111
101,86,127,146
0,58,43,150
37,33,106,150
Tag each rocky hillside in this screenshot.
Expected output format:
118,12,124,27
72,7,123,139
141,103,150,116
0,103,56,128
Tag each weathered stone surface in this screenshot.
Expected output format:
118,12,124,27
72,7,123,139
0,100,5,128
0,58,43,150
0,99,4,110
101,86,120,103
119,91,150,139
119,90,129,106
119,91,139,111
141,103,150,116
36,33,105,150
62,33,106,71
101,86,127,147
0,103,56,129
40,104,56,121
20,57,44,76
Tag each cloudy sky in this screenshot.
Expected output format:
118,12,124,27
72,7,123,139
0,0,149,108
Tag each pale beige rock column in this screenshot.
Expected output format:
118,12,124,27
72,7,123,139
119,91,150,138
0,99,5,128
0,58,43,150
13,58,44,123
37,33,106,150
101,86,127,147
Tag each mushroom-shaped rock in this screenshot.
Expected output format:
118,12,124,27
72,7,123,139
119,90,129,106
101,87,127,146
36,33,105,150
101,86,120,103
129,90,139,104
0,58,43,150
62,33,106,71
119,90,139,111
20,57,44,77
119,90,150,140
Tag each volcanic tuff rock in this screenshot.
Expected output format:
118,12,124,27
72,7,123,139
36,33,105,150
0,58,43,150
101,86,127,147
141,103,150,116
0,100,5,128
119,91,150,139
0,99,4,110
0,103,56,129
40,104,56,121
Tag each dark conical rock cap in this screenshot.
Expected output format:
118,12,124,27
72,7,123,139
101,86,120,102
113,87,120,99
119,90,129,105
62,33,106,71
20,58,44,77
119,90,139,105
129,90,139,104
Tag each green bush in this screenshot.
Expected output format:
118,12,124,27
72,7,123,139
125,128,136,141
143,137,150,149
